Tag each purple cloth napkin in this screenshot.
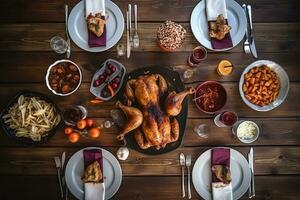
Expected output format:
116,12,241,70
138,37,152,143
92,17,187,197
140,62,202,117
211,32,233,50
211,148,230,182
88,16,106,48
83,149,104,182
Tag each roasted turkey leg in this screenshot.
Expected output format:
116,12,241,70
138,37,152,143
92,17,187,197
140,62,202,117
116,101,143,140
165,87,195,116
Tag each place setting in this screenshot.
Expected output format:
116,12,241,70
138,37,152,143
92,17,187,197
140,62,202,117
67,0,124,52
0,0,296,199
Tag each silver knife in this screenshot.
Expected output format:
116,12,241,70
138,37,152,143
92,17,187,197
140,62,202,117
249,147,255,198
247,5,258,58
126,11,131,59
247,150,252,197
61,152,66,169
65,5,71,59
128,4,133,44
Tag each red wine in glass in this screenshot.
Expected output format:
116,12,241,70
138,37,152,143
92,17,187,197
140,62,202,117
62,105,88,126
214,111,238,127
187,46,207,67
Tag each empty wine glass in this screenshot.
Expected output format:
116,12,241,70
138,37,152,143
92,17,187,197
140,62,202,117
183,69,195,80
116,44,125,57
50,36,68,54
171,65,197,82
194,124,210,138
110,109,129,160
110,109,125,127
101,120,114,128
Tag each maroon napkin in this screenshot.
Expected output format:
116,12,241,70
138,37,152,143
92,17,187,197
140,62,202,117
211,148,230,182
211,32,233,50
83,149,104,182
88,16,106,48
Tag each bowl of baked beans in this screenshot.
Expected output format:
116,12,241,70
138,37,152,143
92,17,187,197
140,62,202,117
46,60,82,96
239,60,289,111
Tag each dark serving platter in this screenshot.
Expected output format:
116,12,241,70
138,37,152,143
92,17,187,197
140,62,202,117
117,66,189,155
0,91,62,145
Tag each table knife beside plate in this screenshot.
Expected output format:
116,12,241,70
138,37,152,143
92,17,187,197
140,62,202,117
65,4,71,58
126,11,131,58
247,5,258,58
54,156,64,198
248,147,255,198
128,4,133,44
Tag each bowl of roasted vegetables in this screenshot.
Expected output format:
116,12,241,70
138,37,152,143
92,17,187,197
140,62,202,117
46,59,82,96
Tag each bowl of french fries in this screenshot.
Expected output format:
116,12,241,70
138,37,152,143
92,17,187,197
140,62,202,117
239,60,290,112
0,91,62,145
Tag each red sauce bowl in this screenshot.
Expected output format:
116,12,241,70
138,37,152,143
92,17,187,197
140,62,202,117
194,81,227,114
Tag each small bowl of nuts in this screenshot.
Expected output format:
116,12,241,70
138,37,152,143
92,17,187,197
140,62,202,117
46,59,82,96
239,60,289,111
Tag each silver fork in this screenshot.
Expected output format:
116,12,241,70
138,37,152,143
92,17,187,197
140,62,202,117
133,4,139,48
185,155,192,199
179,153,186,198
242,4,251,55
54,156,64,198
65,4,71,58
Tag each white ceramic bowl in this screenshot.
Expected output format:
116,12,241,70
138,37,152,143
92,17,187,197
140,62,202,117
236,121,259,144
239,60,289,112
45,59,82,96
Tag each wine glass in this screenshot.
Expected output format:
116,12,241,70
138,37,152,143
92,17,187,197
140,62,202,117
50,36,69,54
110,109,129,160
214,111,238,127
116,44,125,57
62,105,88,126
194,124,210,138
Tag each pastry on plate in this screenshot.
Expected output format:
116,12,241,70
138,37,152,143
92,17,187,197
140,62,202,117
212,164,232,184
87,14,106,37
209,14,231,40
82,160,103,183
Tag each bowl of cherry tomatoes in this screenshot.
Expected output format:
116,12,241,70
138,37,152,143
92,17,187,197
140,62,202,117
64,118,101,143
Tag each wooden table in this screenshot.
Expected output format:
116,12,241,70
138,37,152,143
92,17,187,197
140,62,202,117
0,0,300,199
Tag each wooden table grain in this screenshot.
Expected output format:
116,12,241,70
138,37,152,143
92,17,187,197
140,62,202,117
0,0,299,199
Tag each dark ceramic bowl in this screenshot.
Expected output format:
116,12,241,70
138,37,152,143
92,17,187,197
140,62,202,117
0,91,62,145
194,81,227,114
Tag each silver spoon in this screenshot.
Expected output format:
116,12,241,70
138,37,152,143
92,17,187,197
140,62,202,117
179,153,186,198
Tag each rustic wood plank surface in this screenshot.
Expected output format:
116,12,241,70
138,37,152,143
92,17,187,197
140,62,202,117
0,0,299,199
1,0,299,22
0,147,299,176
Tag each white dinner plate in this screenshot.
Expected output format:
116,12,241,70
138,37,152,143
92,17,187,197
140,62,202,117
192,148,251,200
68,0,124,52
65,147,122,200
190,0,247,51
